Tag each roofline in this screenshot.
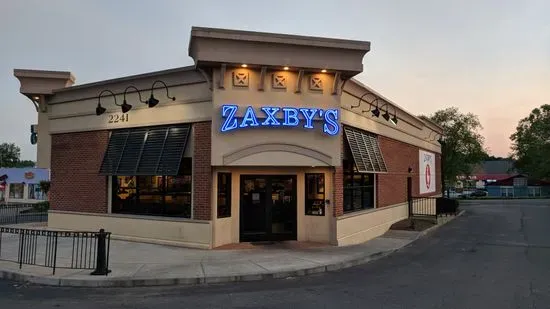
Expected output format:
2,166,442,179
190,26,371,51
14,69,75,83
418,115,445,133
52,65,199,93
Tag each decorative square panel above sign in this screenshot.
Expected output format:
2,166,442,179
309,76,323,91
272,74,287,89
232,71,249,87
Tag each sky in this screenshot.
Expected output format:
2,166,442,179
1,0,549,160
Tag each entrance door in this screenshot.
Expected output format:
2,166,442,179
240,175,297,242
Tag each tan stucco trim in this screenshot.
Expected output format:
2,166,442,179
49,210,210,224
48,210,212,249
223,143,333,166
341,109,442,154
48,97,212,120
51,66,197,94
190,27,371,51
14,69,75,83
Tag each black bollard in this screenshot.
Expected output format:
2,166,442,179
91,229,111,276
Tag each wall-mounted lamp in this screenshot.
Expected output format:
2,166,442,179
371,100,381,118
147,80,176,108
122,85,146,113
381,104,398,125
96,90,116,116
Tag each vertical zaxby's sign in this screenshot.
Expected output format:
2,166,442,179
219,105,340,136
419,150,436,194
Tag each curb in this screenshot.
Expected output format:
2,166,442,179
413,209,466,241
0,212,464,288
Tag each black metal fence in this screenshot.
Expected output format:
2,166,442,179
0,227,111,275
0,204,48,225
409,197,437,219
407,176,459,219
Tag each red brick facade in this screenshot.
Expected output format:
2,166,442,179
192,122,212,220
50,130,109,213
333,136,344,217
334,133,442,215
377,136,442,207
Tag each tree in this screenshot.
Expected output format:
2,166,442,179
510,104,550,180
0,143,35,168
0,143,21,167
424,107,487,192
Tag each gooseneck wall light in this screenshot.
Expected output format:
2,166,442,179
147,80,176,108
122,85,147,113
95,80,176,116
96,90,116,116
351,91,398,126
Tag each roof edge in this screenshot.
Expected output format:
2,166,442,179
53,65,199,93
191,26,371,51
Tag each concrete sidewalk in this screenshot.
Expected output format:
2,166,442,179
0,214,462,287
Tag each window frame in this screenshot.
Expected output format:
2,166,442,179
110,157,193,218
305,173,325,216
217,172,232,219
9,183,25,199
342,159,376,214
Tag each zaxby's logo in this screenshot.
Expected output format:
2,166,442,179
423,153,433,190
220,105,340,136
24,172,35,180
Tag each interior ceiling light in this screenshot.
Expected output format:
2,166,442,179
283,66,289,70
321,69,327,73
241,64,248,68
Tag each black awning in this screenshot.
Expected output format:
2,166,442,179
99,124,191,176
344,126,388,173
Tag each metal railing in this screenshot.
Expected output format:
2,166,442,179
0,227,111,275
0,204,48,225
409,197,437,219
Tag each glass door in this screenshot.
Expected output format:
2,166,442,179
240,175,297,242
269,176,297,241
240,176,268,241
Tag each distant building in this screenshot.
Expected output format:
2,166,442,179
486,174,550,198
0,168,50,203
470,159,518,184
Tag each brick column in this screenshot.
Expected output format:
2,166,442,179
333,166,344,217
50,130,110,213
333,135,344,217
192,121,212,220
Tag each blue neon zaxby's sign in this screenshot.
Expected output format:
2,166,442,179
220,105,340,136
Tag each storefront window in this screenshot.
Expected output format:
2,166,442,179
217,173,231,218
112,158,192,218
343,159,375,213
9,183,25,199
305,173,325,216
28,184,46,200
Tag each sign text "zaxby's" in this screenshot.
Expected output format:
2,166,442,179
220,105,340,136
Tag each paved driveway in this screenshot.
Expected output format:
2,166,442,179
1,199,550,309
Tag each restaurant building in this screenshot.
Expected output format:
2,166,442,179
14,27,443,249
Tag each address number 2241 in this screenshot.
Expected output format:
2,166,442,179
108,114,129,123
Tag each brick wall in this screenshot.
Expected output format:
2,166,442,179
377,136,442,207
333,136,344,217
192,122,212,220
50,130,109,213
